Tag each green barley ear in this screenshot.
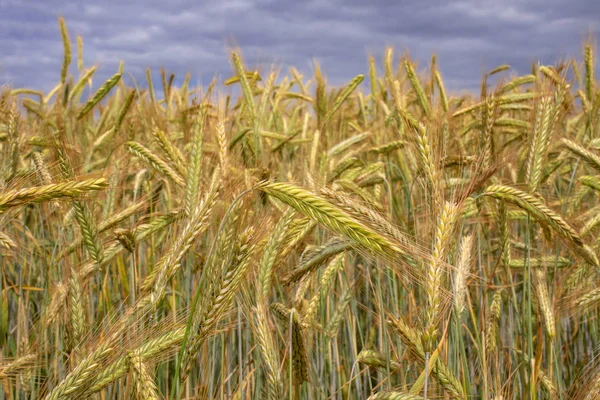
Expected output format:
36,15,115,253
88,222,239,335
128,351,160,400
0,355,37,384
368,55,378,107
181,72,191,102
0,178,107,213
101,164,119,220
528,83,566,193
483,184,598,266
509,256,571,270
405,59,430,117
368,391,423,400
231,51,263,161
87,328,186,394
0,285,7,345
579,89,591,115
322,74,364,127
561,138,600,172
45,342,114,400
539,66,561,85
184,108,205,217
580,175,600,193
145,167,221,301
114,89,136,133
425,201,457,349
69,67,97,103
76,35,83,72
488,64,510,76
526,96,551,191
67,270,85,363
125,141,185,187
326,131,371,160
534,269,556,340
325,285,354,337
434,69,449,113
231,51,256,123
278,217,316,264
452,92,537,117
496,201,511,268
257,211,295,304
77,72,122,120
384,48,394,85
454,234,474,314
317,186,416,266
216,115,229,173
388,315,465,399
485,289,503,355
47,121,106,270
429,54,436,99
58,17,71,84
251,212,294,399
414,122,439,210
357,349,403,373
182,227,255,380
314,61,327,127
151,123,187,178
258,181,406,257
251,304,283,400
481,96,496,169
284,239,351,285
571,58,583,88
72,201,105,265
9,89,43,103
3,103,19,182
585,43,595,102
160,67,168,102
499,75,536,94
145,68,156,104
0,231,17,257
257,70,277,121
304,253,344,323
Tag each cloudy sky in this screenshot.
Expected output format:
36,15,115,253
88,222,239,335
1,0,599,96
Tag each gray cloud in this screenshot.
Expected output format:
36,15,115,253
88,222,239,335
0,0,598,96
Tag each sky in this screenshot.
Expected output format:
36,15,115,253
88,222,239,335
1,0,599,96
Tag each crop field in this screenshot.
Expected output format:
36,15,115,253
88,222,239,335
3,18,600,399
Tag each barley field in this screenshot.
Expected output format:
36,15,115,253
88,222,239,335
2,18,600,399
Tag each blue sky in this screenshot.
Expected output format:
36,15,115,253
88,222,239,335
1,0,599,96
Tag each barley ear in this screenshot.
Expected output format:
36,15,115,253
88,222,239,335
58,17,71,84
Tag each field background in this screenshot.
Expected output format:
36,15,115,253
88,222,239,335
2,18,600,399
